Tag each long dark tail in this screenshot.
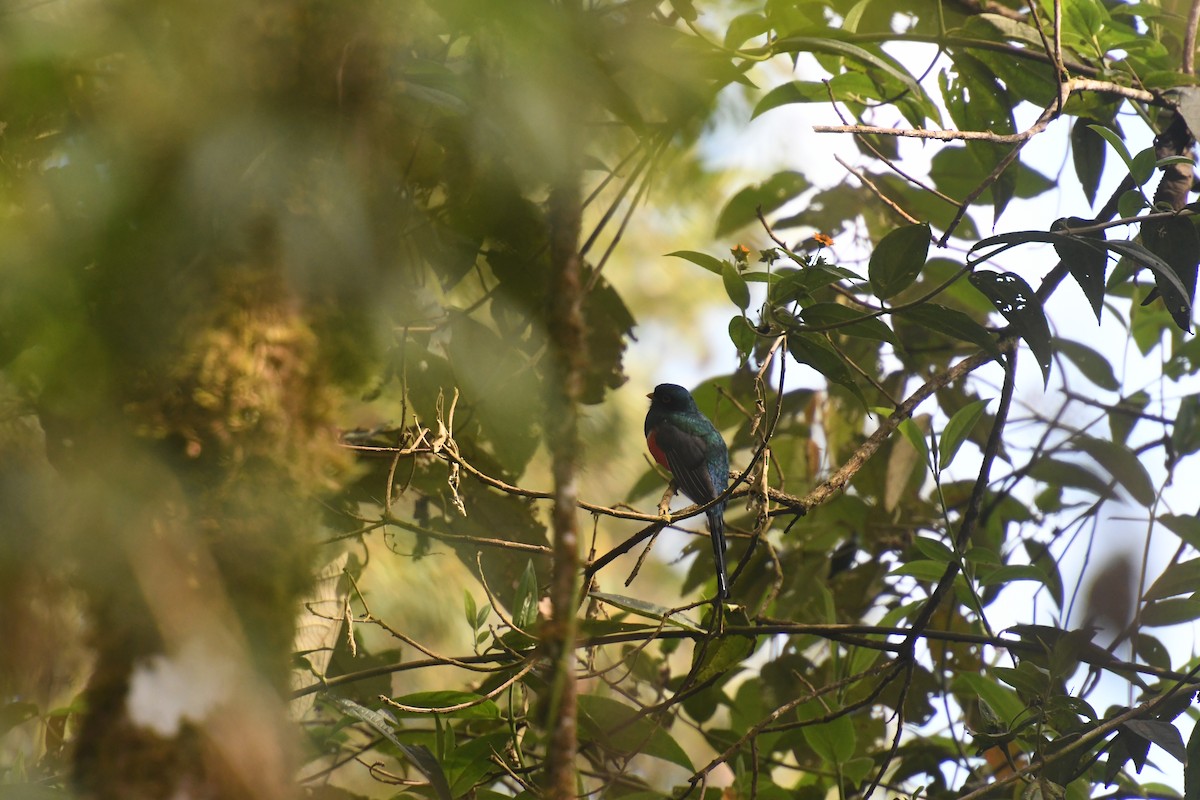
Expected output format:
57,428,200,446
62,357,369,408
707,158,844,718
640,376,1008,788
707,505,729,599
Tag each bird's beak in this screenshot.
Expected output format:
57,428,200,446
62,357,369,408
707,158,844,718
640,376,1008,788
645,392,654,399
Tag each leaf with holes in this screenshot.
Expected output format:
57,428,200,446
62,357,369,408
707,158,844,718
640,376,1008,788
969,270,1052,385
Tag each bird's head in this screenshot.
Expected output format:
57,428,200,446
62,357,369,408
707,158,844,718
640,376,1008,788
647,383,700,414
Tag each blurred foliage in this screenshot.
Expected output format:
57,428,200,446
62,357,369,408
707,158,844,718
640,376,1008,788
4,0,1200,798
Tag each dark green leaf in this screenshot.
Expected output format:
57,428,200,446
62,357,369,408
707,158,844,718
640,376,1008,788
752,81,830,118
799,302,897,344
896,303,999,355
1118,189,1148,218
716,171,809,237
1071,434,1156,506
1173,394,1200,456
969,270,1052,385
1159,514,1200,549
1125,719,1187,764
869,223,931,300
1026,457,1112,497
1054,337,1119,390
1186,708,1200,800
1141,598,1200,627
1145,559,1200,601
787,332,866,406
1051,217,1108,321
577,695,695,771
722,261,751,310
1071,118,1106,205
898,418,931,469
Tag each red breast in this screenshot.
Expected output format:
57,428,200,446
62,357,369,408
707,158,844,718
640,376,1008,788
646,428,671,471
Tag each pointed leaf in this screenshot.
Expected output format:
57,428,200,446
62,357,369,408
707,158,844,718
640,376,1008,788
716,171,809,236
940,398,990,470
1141,598,1200,627
969,270,1053,385
667,250,723,275
722,261,751,310
1071,118,1107,206
869,223,931,300
577,695,695,771
1144,559,1200,601
1054,338,1119,390
1124,719,1186,763
1071,434,1156,506
1051,217,1108,322
799,302,897,344
896,303,999,355
513,560,539,629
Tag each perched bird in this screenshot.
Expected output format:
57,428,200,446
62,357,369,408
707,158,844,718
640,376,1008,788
644,383,730,599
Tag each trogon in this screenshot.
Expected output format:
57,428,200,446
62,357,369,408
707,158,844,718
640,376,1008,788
644,383,730,599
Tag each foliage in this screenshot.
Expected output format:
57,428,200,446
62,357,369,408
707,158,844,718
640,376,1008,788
5,0,1200,798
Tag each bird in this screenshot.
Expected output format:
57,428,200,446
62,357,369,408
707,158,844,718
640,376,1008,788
644,383,730,599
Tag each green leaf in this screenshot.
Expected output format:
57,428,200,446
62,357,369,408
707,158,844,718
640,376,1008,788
1141,598,1200,627
869,223,931,300
891,560,950,582
728,315,756,360
799,302,897,344
752,81,830,117
513,560,540,630
787,332,866,407
722,261,751,310
1145,559,1200,601
1051,217,1108,322
1071,434,1156,506
896,303,999,355
940,398,989,470
913,535,955,563
1131,147,1158,186
1071,119,1107,205
1026,457,1112,497
969,270,1053,386
666,250,723,275
802,714,856,765
326,697,453,800
577,695,695,771
898,418,931,468
952,673,1026,728
716,171,810,237
1087,124,1136,175
774,37,925,103
1160,514,1200,549
1054,338,1119,390
1185,711,1200,800
463,591,477,630
724,12,768,48
1119,189,1147,218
